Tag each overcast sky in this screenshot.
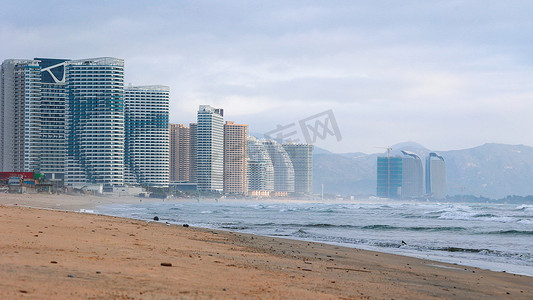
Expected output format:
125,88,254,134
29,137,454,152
1,1,532,153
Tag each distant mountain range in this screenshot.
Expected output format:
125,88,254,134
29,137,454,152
313,142,533,199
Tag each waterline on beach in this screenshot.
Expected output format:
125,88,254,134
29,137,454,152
94,200,533,276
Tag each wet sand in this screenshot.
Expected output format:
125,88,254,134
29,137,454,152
0,193,170,211
0,194,531,299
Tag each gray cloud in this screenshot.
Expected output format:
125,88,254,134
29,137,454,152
1,0,532,153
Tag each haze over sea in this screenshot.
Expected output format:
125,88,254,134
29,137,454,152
95,200,533,277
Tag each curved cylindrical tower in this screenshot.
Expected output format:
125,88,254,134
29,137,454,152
247,136,274,192
262,139,294,193
426,152,446,199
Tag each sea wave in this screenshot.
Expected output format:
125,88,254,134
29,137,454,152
516,204,533,212
220,225,250,230
436,247,495,253
256,223,358,229
360,224,466,232
293,229,310,237
430,247,532,262
473,213,497,218
517,219,533,225
248,222,468,232
484,230,533,236
437,210,519,223
95,200,533,276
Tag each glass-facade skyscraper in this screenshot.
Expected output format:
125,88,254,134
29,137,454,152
376,156,403,198
376,152,424,199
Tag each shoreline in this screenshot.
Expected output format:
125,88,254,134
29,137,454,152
3,193,533,277
1,194,532,298
92,196,533,278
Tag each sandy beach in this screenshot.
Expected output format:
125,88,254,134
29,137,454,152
0,194,531,299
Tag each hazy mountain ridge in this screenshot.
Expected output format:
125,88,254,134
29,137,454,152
442,143,533,198
313,143,533,199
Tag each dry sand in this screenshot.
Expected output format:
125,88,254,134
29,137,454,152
0,194,531,299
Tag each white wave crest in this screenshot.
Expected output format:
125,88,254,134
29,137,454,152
516,204,533,212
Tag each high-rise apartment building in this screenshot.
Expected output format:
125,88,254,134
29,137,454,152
64,57,125,187
2,56,170,190
426,152,446,199
223,121,248,195
247,136,274,195
1,58,69,184
376,156,402,198
124,86,169,187
189,123,198,183
283,143,313,194
262,140,294,194
196,105,224,192
37,58,69,183
377,151,424,199
400,150,423,198
169,124,190,182
1,59,41,172
169,124,178,181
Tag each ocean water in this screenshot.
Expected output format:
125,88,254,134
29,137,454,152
94,200,533,276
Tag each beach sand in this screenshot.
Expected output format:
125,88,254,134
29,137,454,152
0,194,531,299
